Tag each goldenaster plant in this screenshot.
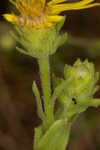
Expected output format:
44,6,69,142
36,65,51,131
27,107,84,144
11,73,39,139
4,1,100,150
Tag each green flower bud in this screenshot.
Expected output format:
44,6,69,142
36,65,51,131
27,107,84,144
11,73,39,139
64,59,99,102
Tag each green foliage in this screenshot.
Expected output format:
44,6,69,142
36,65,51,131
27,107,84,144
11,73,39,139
33,59,100,150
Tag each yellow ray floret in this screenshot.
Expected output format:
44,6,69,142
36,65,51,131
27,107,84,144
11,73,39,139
4,14,19,22
4,0,100,29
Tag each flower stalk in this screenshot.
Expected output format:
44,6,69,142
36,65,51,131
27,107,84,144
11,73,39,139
38,57,54,127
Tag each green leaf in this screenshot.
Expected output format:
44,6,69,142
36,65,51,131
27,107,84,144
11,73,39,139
34,126,44,150
32,82,46,123
51,76,72,107
55,125,70,150
36,119,70,150
83,98,100,107
66,98,100,121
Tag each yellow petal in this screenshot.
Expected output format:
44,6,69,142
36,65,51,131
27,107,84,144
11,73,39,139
49,0,100,14
73,3,100,10
46,15,64,22
4,14,19,23
44,22,53,28
40,0,46,8
34,22,53,29
48,0,69,5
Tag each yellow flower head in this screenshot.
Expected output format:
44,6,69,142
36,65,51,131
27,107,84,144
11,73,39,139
4,0,100,29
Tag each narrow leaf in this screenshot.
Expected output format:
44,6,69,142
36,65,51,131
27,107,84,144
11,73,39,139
32,82,46,122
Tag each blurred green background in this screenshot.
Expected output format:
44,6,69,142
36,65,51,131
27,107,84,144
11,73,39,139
0,0,100,150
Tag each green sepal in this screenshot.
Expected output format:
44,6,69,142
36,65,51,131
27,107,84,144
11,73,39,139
16,47,30,56
10,31,20,42
55,33,67,49
56,16,66,33
11,24,67,58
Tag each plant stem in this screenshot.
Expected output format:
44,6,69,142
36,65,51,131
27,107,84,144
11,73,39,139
38,56,53,127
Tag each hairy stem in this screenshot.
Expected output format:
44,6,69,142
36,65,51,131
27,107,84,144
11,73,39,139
38,56,54,127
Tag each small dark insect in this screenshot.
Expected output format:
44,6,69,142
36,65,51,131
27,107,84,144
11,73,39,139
72,98,77,104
